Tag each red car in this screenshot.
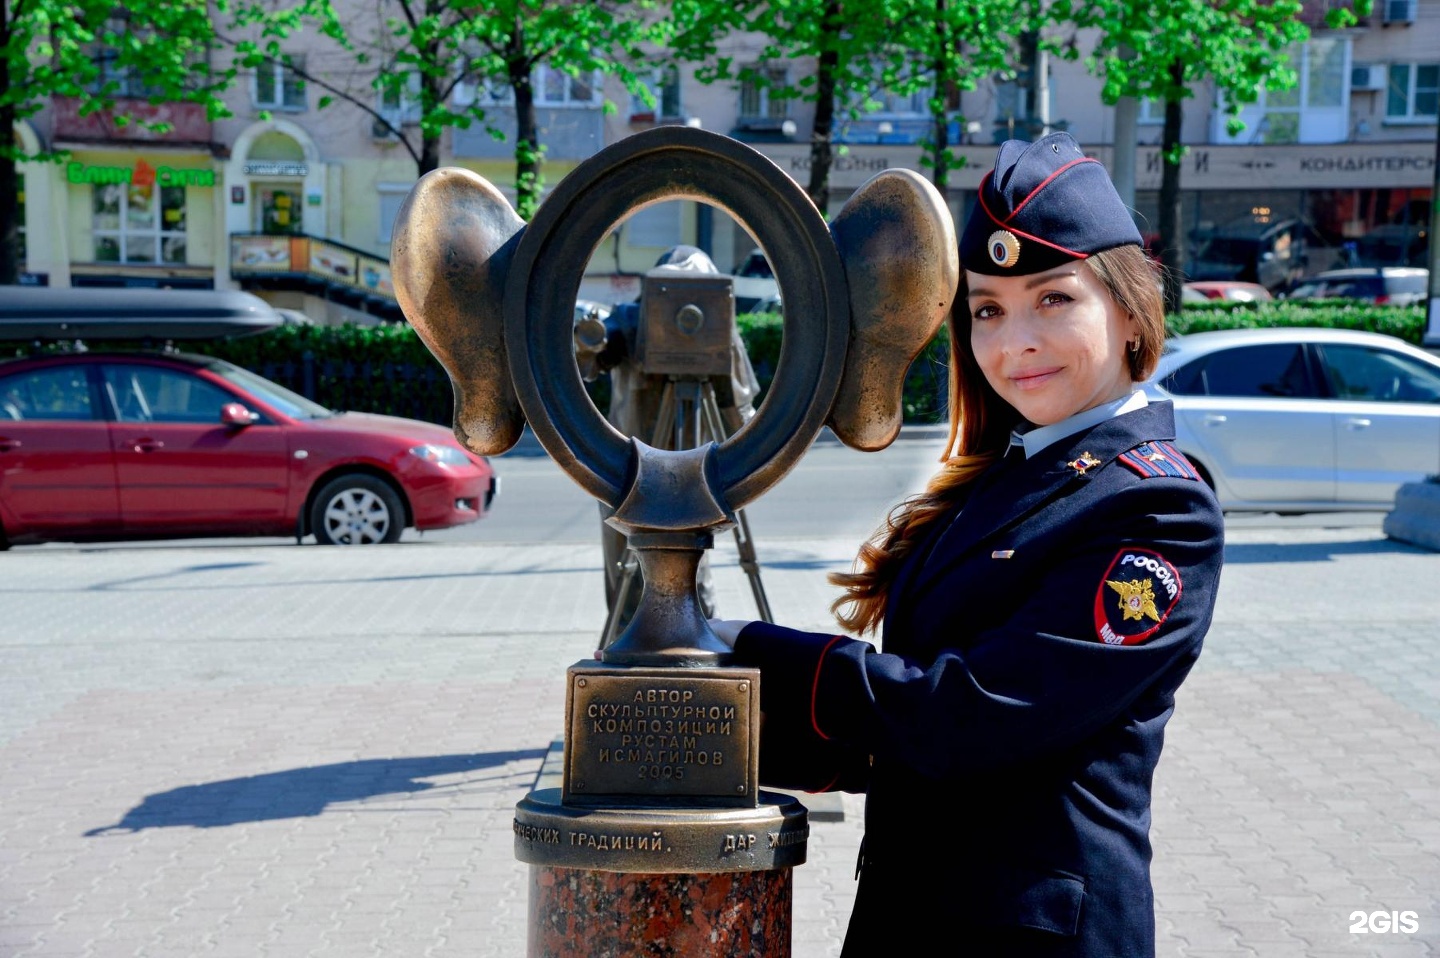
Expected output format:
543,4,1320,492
0,350,496,547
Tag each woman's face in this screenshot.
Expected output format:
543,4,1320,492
966,262,1139,426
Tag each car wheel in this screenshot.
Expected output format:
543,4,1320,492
310,474,405,545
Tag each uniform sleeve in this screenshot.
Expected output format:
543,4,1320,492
733,478,1223,780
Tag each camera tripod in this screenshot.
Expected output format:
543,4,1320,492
598,375,773,651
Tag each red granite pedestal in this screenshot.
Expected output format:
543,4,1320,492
527,865,792,957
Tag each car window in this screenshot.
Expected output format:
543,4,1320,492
1326,277,1384,299
1386,275,1426,295
1190,344,1318,399
102,364,235,423
207,360,332,419
1319,345,1440,404
0,366,97,421
1158,358,1206,396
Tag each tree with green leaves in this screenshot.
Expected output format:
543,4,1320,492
665,0,912,211
1048,0,1370,312
0,0,227,284
225,0,657,219
887,0,1022,203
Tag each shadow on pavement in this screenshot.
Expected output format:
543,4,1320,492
83,749,547,836
1223,537,1428,564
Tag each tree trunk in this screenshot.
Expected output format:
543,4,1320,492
512,62,541,220
928,0,951,203
804,0,840,212
1158,59,1185,316
418,37,443,177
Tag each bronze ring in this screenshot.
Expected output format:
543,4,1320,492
503,126,851,514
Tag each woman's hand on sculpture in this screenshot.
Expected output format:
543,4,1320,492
707,619,753,650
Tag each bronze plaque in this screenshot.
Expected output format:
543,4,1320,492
636,274,735,376
514,788,808,872
563,664,758,806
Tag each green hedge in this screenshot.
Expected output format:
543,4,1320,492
184,301,1428,428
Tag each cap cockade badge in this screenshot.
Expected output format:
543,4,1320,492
1067,451,1101,475
987,229,1021,268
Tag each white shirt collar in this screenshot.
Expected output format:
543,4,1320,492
1009,391,1148,459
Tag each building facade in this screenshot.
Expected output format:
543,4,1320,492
10,0,1437,316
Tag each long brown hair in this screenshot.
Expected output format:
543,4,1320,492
827,243,1166,634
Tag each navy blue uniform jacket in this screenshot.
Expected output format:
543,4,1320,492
732,401,1224,957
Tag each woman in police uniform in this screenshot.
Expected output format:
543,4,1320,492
713,132,1225,957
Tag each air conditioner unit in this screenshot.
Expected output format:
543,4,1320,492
1383,0,1415,23
1351,63,1387,91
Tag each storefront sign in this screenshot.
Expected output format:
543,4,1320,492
757,141,1437,195
310,240,357,284
66,160,215,188
232,235,294,272
243,162,309,177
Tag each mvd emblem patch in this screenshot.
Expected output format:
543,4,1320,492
1093,548,1183,645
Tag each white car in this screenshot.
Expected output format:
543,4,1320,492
1143,328,1440,512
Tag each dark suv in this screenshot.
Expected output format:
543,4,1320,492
1187,216,1308,293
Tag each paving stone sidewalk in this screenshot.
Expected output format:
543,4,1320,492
1,525,1437,957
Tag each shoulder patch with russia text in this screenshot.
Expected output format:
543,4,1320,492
1093,548,1183,645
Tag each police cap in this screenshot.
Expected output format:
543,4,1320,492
959,132,1142,276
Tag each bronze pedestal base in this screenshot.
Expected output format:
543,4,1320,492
527,866,792,958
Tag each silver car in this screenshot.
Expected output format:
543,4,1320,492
1142,328,1440,512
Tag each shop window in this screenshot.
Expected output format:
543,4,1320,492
255,55,307,111
740,67,791,120
1386,63,1439,122
630,67,682,120
535,65,601,107
92,180,187,265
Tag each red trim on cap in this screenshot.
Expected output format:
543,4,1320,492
1006,157,1102,223
977,184,1090,259
810,635,844,740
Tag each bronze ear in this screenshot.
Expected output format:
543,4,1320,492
391,168,528,456
827,169,959,451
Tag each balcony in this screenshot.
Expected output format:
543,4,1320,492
53,97,212,146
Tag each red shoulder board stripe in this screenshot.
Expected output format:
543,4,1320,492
1118,441,1200,481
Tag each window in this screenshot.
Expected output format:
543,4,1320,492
255,55,307,110
1319,345,1440,403
1169,344,1318,398
535,65,600,107
377,183,413,244
631,67,681,119
1137,98,1166,125
102,365,233,423
0,368,95,422
1386,63,1439,122
92,178,187,265
740,67,790,119
623,202,681,247
88,16,164,99
1221,39,1346,144
380,70,424,123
